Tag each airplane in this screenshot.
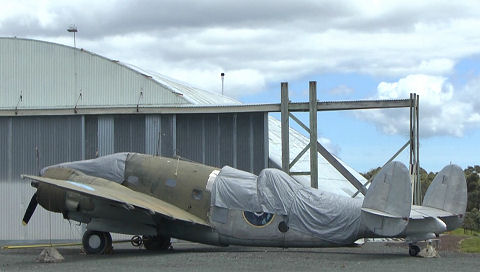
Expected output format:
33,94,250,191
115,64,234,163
21,152,467,257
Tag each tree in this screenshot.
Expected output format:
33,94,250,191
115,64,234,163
419,168,436,198
468,191,480,211
465,166,480,212
361,167,381,181
463,208,480,233
466,172,479,192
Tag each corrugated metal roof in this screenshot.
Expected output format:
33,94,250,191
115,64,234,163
0,37,189,109
0,37,240,109
120,63,241,105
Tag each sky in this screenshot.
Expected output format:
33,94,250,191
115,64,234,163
1,0,479,173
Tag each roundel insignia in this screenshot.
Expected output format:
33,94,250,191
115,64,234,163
242,211,275,227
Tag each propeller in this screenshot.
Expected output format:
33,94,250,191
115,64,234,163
22,193,38,225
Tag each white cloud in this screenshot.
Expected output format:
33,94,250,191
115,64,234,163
329,85,354,95
2,1,480,98
357,74,480,137
319,137,341,156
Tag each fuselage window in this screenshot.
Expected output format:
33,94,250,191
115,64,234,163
242,211,275,227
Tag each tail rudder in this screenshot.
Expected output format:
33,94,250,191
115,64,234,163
361,161,412,237
422,164,467,230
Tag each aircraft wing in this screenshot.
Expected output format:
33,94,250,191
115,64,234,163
22,174,209,227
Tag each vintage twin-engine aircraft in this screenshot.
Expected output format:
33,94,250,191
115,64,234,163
21,153,467,256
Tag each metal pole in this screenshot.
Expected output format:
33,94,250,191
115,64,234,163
221,73,225,95
281,82,289,173
309,81,318,189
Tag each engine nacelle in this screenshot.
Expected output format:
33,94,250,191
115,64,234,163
36,183,66,213
36,183,94,214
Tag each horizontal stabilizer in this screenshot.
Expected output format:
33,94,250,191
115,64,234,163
361,161,411,236
361,207,407,219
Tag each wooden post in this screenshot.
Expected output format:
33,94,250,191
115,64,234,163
410,93,421,205
309,81,318,189
281,82,290,173
415,94,422,205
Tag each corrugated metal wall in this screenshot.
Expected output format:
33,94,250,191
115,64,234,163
0,118,10,181
176,113,267,173
0,112,268,240
0,116,84,240
97,116,114,156
114,115,145,153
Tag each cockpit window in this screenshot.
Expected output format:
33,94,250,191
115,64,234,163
242,211,275,227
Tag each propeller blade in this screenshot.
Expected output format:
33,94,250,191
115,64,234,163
22,193,38,225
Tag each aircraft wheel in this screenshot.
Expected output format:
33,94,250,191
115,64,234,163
82,230,112,255
408,244,420,257
142,235,171,251
131,235,143,247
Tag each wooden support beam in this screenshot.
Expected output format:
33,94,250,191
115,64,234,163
289,143,310,169
289,112,310,133
309,81,318,189
316,141,366,195
290,171,311,176
281,82,290,174
416,94,421,204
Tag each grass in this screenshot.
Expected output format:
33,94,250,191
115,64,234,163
449,228,479,236
448,228,480,253
461,236,480,253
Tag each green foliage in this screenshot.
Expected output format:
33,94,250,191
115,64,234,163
467,173,479,192
465,166,480,211
463,208,480,232
361,167,381,181
419,167,435,197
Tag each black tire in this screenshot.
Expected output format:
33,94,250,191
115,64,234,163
409,245,420,257
82,230,112,255
142,235,171,251
131,235,143,247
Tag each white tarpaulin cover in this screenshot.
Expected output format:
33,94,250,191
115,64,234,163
41,153,128,183
212,166,363,244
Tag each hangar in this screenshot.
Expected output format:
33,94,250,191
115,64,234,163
0,37,366,240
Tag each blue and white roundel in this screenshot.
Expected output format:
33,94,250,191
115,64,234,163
242,211,275,227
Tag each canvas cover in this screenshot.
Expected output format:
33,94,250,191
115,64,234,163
41,153,128,183
211,166,363,243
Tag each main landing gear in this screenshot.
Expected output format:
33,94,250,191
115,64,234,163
142,235,171,251
82,231,171,254
82,230,112,255
408,244,420,257
130,235,172,250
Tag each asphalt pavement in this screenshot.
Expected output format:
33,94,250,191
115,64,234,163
1,241,479,272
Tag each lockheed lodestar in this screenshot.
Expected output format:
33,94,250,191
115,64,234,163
21,153,467,256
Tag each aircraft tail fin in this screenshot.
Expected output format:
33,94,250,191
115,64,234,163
422,164,467,230
361,161,412,236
